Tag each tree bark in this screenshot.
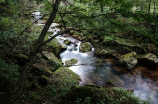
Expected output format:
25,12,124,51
5,0,62,104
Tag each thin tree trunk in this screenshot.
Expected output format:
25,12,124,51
100,2,103,12
153,0,156,16
5,0,61,104
140,0,144,13
146,0,152,28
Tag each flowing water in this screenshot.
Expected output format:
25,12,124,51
32,12,158,104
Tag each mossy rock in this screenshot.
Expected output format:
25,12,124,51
138,53,158,69
43,38,66,56
94,48,116,58
50,67,81,87
79,42,92,53
63,39,71,45
65,59,78,67
69,30,75,35
118,52,138,69
32,64,53,77
42,51,60,64
38,75,49,86
100,36,144,53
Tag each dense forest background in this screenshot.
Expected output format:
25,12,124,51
0,0,158,103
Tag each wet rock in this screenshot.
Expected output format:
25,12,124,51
71,40,79,46
117,52,138,69
113,67,129,74
65,59,78,67
138,53,158,70
74,43,78,47
64,39,71,45
94,48,116,58
79,42,92,53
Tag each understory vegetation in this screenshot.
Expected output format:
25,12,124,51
0,0,158,103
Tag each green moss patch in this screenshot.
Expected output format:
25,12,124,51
79,42,92,53
63,39,71,45
52,67,81,87
65,59,78,67
43,38,66,56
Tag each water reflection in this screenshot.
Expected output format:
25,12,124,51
59,36,158,104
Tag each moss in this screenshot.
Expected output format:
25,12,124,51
65,59,78,67
63,39,71,45
42,51,61,64
100,36,144,53
43,38,66,56
94,48,116,58
63,86,148,104
53,67,81,87
79,42,92,53
27,91,39,100
16,54,28,59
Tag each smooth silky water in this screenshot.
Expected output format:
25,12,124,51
32,13,158,103
58,36,158,104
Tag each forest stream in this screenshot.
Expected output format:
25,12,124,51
33,12,158,104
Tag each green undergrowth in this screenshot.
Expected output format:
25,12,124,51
63,86,149,104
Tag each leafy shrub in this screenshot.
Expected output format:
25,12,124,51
0,58,19,94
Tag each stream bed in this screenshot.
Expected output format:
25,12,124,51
33,12,158,103
58,35,158,104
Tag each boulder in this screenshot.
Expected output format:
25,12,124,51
100,36,144,53
117,52,138,69
79,42,92,53
65,59,78,67
94,48,116,58
42,51,60,64
64,39,71,45
138,53,158,70
44,38,66,56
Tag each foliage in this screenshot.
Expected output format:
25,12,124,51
63,86,149,104
0,58,19,94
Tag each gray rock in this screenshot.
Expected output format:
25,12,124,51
117,52,138,69
138,53,158,69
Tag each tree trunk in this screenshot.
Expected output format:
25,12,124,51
5,0,62,104
100,2,103,12
146,0,152,28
